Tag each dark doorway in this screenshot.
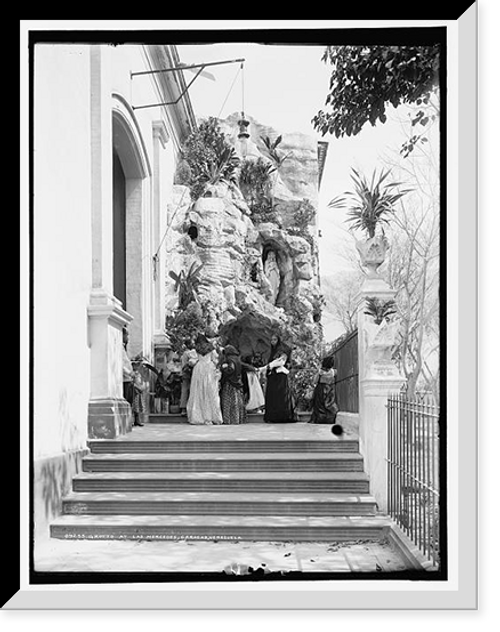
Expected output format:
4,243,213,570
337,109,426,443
113,150,126,309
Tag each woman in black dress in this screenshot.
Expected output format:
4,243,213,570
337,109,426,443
263,334,297,423
310,355,339,424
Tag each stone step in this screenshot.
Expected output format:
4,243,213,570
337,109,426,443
50,514,390,542
148,412,312,424
148,414,186,424
87,439,359,454
82,452,364,473
61,491,377,516
72,471,370,493
149,413,264,424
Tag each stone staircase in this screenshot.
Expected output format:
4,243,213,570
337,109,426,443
50,423,389,542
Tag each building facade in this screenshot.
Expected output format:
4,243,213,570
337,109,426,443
32,43,195,542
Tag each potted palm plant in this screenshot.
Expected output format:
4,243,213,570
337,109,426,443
329,168,410,278
168,262,204,310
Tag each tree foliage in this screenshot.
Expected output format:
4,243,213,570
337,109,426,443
313,45,440,140
238,157,275,206
281,297,322,411
384,199,440,402
238,157,281,226
179,117,240,199
379,123,441,402
286,198,316,247
165,302,206,355
321,269,363,335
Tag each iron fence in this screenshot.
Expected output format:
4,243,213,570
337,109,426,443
387,390,440,566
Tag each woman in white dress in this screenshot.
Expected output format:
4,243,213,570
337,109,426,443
241,355,265,413
186,335,223,425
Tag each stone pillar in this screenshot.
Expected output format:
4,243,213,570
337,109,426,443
152,120,170,341
87,46,135,439
87,289,134,438
357,276,406,513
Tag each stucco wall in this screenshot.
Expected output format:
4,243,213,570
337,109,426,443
102,44,178,360
33,43,181,460
33,43,185,540
34,44,93,459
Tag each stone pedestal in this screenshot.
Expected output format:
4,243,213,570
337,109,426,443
87,398,132,439
357,276,406,513
87,289,134,439
359,376,405,512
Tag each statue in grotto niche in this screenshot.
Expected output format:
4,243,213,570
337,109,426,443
263,250,281,305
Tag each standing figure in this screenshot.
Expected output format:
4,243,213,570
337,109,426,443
122,326,134,407
310,356,339,425
220,345,247,425
180,337,198,416
263,334,297,423
186,335,223,426
241,355,265,414
153,369,169,413
264,250,280,305
131,359,148,427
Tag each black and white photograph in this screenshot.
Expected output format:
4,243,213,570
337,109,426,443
11,10,480,611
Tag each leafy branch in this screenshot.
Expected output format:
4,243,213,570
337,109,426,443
261,135,291,169
168,262,204,310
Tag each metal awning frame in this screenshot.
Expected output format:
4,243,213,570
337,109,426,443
131,58,245,112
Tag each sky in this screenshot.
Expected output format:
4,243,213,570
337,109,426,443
175,42,427,340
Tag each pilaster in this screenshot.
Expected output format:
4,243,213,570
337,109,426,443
87,288,134,438
152,120,170,340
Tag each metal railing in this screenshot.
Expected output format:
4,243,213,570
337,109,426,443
387,390,440,566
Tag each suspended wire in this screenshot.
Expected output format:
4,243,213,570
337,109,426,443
217,63,243,119
241,62,245,115
153,60,246,275
152,186,190,274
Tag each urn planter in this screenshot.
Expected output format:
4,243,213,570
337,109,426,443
356,234,390,278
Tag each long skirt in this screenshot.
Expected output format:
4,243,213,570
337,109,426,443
246,372,265,411
309,382,338,424
132,390,148,425
180,376,191,409
123,381,134,406
221,383,247,425
132,390,146,413
187,356,223,425
264,371,297,423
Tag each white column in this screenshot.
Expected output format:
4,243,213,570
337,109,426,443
152,120,170,348
357,276,406,513
87,45,133,438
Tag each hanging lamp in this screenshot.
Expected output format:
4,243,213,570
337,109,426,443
237,112,250,139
